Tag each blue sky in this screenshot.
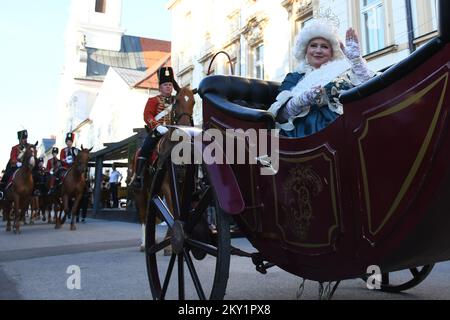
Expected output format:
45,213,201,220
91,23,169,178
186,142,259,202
0,0,171,170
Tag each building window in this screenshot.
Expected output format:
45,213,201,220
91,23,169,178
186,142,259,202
228,11,241,38
360,0,385,55
253,44,264,80
95,0,106,13
411,0,438,38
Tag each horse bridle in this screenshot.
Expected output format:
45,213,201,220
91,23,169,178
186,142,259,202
171,99,193,126
69,152,88,175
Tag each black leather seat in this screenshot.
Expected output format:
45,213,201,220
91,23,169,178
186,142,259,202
199,75,278,128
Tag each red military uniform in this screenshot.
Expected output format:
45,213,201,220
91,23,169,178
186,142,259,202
10,143,36,167
10,144,26,167
143,95,174,130
60,147,79,169
46,157,61,174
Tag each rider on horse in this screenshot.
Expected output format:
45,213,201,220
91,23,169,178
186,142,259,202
60,133,81,171
132,67,178,190
46,147,62,195
0,130,36,200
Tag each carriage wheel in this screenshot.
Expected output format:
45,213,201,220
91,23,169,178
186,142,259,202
145,159,231,300
364,264,434,293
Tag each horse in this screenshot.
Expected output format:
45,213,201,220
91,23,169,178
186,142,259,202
43,174,62,225
29,169,50,224
55,146,92,230
3,143,38,233
131,86,197,251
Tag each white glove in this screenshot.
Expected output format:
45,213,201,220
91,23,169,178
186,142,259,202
277,87,324,122
50,170,54,175
16,162,23,168
342,40,361,61
66,156,73,165
291,87,325,107
156,125,169,136
341,28,362,61
340,28,374,83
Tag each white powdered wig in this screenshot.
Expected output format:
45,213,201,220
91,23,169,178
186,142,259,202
293,17,345,66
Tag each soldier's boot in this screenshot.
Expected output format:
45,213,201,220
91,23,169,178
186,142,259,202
132,157,148,191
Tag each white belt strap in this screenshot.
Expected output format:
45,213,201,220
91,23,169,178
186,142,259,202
154,107,172,122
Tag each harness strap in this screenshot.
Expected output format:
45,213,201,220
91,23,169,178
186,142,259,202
174,112,193,125
155,106,173,121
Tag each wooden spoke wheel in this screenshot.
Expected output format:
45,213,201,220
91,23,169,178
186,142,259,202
145,158,231,300
364,264,434,293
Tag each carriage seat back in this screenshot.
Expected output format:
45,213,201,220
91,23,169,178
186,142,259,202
199,75,280,128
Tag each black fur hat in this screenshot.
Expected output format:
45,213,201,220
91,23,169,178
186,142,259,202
65,132,75,142
17,130,28,140
52,147,59,154
158,67,175,86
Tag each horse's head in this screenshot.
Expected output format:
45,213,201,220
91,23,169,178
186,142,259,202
76,145,93,172
23,142,38,170
172,87,197,126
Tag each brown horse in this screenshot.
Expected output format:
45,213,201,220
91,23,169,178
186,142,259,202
131,86,196,251
4,143,38,233
33,174,61,225
55,146,92,230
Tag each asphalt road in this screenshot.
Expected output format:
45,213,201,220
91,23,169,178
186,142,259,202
1,216,449,300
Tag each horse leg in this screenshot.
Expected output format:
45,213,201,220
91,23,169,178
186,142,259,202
40,197,46,222
70,194,83,231
47,199,53,224
5,202,12,232
137,189,147,252
55,197,63,224
30,197,36,225
55,195,67,229
138,201,146,252
13,197,21,234
62,195,70,225
140,222,146,252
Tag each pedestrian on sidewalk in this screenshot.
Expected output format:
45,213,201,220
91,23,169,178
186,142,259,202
109,164,123,208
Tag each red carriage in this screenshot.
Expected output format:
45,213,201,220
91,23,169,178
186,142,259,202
144,0,450,299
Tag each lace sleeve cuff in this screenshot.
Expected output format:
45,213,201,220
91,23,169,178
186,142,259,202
349,57,376,84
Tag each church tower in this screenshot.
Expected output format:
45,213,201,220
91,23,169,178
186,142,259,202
56,0,171,152
57,0,125,147
63,0,125,79
67,0,125,52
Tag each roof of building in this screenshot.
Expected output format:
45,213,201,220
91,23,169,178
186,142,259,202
41,138,56,153
111,67,148,87
134,52,171,89
85,35,171,89
89,128,146,162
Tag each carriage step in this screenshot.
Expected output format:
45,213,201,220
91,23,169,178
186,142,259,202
251,253,276,275
230,247,275,275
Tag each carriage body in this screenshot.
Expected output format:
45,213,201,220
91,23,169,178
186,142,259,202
199,37,450,282
145,1,450,298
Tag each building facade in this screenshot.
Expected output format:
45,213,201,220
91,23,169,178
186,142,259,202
168,0,439,124
57,0,171,155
